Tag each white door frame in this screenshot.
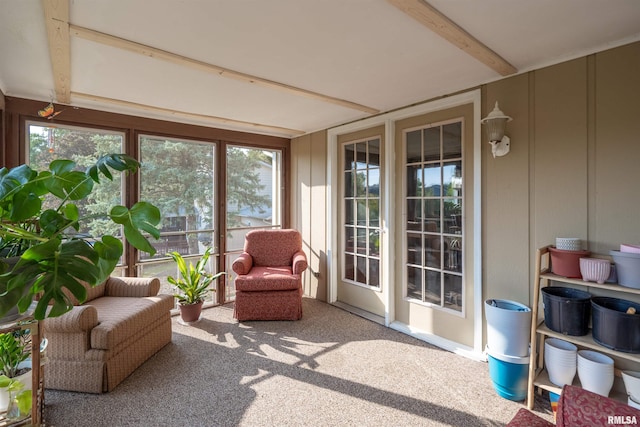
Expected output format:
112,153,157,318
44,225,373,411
327,89,484,359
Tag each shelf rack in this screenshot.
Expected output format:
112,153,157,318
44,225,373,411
527,245,640,409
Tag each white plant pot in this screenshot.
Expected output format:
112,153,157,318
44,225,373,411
622,370,640,401
544,338,577,387
485,299,531,357
578,350,615,397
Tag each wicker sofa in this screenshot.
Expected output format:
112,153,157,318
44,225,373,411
43,276,173,393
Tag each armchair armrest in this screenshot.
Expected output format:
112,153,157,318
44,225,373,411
293,250,308,275
44,305,98,333
105,276,160,297
232,253,253,275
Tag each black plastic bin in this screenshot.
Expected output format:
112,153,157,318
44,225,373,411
592,296,640,353
541,286,591,336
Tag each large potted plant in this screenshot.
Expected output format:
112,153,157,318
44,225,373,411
168,247,224,324
0,154,161,321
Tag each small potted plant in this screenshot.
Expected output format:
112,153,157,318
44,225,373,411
167,247,224,324
0,331,30,413
0,375,31,420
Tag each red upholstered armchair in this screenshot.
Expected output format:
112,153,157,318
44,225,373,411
232,229,308,321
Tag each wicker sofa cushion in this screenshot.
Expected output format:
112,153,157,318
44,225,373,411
87,295,174,350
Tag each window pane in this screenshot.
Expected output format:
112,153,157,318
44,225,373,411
28,124,124,238
424,200,440,232
368,139,381,167
368,168,380,195
369,258,380,287
407,200,421,231
356,228,367,255
344,171,354,197
406,130,422,163
140,136,216,261
368,199,379,228
345,254,355,281
345,199,354,225
425,270,442,305
355,142,367,169
344,144,355,170
443,122,462,159
444,274,462,312
443,161,462,197
407,266,422,300
423,165,441,196
444,199,462,235
444,236,462,273
407,233,422,265
424,127,440,161
406,165,423,197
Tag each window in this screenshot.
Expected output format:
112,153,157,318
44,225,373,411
224,146,283,300
343,138,381,288
138,135,218,303
27,122,127,274
405,121,463,311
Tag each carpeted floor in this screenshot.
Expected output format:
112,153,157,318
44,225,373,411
44,298,553,426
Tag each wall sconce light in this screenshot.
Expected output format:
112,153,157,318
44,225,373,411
481,102,512,158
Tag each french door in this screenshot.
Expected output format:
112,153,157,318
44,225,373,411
336,127,385,318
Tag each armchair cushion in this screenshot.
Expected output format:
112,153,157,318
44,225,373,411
235,266,299,291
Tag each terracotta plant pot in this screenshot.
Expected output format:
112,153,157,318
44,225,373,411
178,301,203,323
549,247,591,278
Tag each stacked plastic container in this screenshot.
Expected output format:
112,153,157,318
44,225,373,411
484,299,532,401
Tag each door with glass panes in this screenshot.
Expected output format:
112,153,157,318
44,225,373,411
394,103,476,348
337,126,385,317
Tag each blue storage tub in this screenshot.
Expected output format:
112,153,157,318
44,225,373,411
486,346,530,402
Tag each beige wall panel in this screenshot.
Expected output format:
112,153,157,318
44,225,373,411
291,130,329,301
309,130,328,300
593,43,640,253
483,74,531,307
533,59,588,250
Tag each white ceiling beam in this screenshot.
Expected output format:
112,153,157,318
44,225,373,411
71,92,306,137
70,24,380,115
387,0,517,76
42,0,71,103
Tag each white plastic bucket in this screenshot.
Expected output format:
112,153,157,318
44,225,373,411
485,299,532,357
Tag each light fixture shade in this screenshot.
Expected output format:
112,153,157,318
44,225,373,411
481,102,512,142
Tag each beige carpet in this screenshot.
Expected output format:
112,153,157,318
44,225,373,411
44,298,553,426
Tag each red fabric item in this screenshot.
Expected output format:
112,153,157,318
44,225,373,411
556,385,640,427
506,408,553,427
233,229,307,321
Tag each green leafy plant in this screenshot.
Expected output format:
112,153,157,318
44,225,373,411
167,247,224,305
0,332,29,378
0,154,161,320
0,375,32,420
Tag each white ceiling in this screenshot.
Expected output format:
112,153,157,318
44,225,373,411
1,0,639,138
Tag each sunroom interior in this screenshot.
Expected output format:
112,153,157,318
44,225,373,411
1,0,640,413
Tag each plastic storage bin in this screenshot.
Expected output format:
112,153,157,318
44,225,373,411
592,296,640,353
541,286,591,336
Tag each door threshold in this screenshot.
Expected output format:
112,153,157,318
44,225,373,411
331,301,385,326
